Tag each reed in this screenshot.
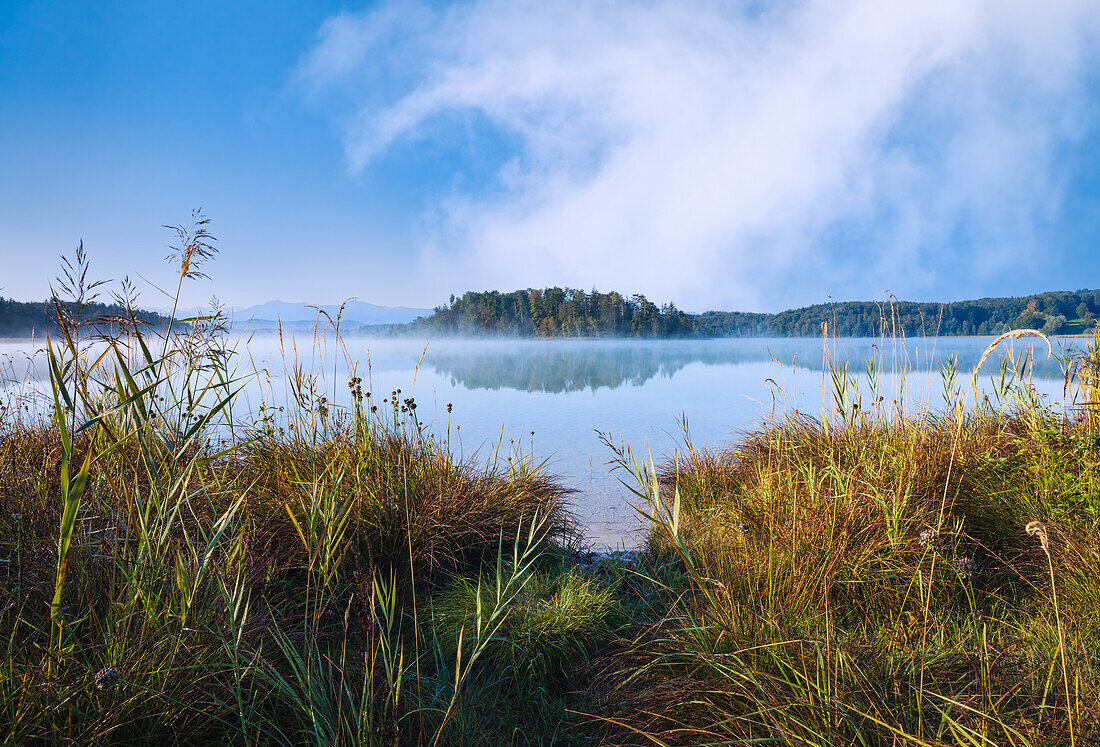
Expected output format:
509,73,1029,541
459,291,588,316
0,222,591,744
593,329,1100,745
2,221,1098,743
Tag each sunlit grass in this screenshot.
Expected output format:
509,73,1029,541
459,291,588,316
593,332,1100,745
1,217,1098,744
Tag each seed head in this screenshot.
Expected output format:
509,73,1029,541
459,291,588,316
94,666,119,691
1026,520,1050,553
919,529,948,550
164,210,217,280
956,556,978,578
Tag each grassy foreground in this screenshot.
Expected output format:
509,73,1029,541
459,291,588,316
597,368,1100,745
2,233,1099,744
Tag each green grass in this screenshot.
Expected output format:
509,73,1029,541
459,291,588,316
591,336,1100,746
2,223,1099,744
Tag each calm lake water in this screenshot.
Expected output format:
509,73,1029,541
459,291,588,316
0,335,1088,546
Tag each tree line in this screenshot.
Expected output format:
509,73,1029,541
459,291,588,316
409,288,695,337
404,287,1100,338
7,287,1097,339
0,297,170,337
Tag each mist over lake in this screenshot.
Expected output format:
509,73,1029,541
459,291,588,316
9,0,1100,738
4,333,1079,546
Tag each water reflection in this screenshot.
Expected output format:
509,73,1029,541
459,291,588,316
425,337,1073,394
430,343,694,393
0,334,1089,545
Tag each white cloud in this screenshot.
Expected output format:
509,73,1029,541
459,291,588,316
299,0,1100,310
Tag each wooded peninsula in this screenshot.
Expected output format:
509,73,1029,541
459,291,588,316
401,286,1100,337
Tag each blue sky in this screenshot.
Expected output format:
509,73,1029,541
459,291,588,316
2,0,1100,313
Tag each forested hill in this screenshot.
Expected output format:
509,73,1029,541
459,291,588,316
0,297,171,337
404,287,1100,338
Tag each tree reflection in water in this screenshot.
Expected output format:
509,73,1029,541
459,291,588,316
425,338,1069,394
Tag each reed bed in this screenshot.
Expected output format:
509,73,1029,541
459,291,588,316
594,334,1100,746
2,221,1098,744
0,224,599,744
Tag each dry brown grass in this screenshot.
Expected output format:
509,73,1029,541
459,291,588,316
595,406,1100,745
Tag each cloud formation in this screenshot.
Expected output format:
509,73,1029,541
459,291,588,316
299,0,1100,311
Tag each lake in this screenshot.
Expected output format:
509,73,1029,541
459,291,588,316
1,334,1088,546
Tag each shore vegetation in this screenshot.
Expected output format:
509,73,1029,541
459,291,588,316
2,220,1098,744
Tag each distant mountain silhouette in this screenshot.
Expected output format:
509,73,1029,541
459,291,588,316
232,300,432,328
